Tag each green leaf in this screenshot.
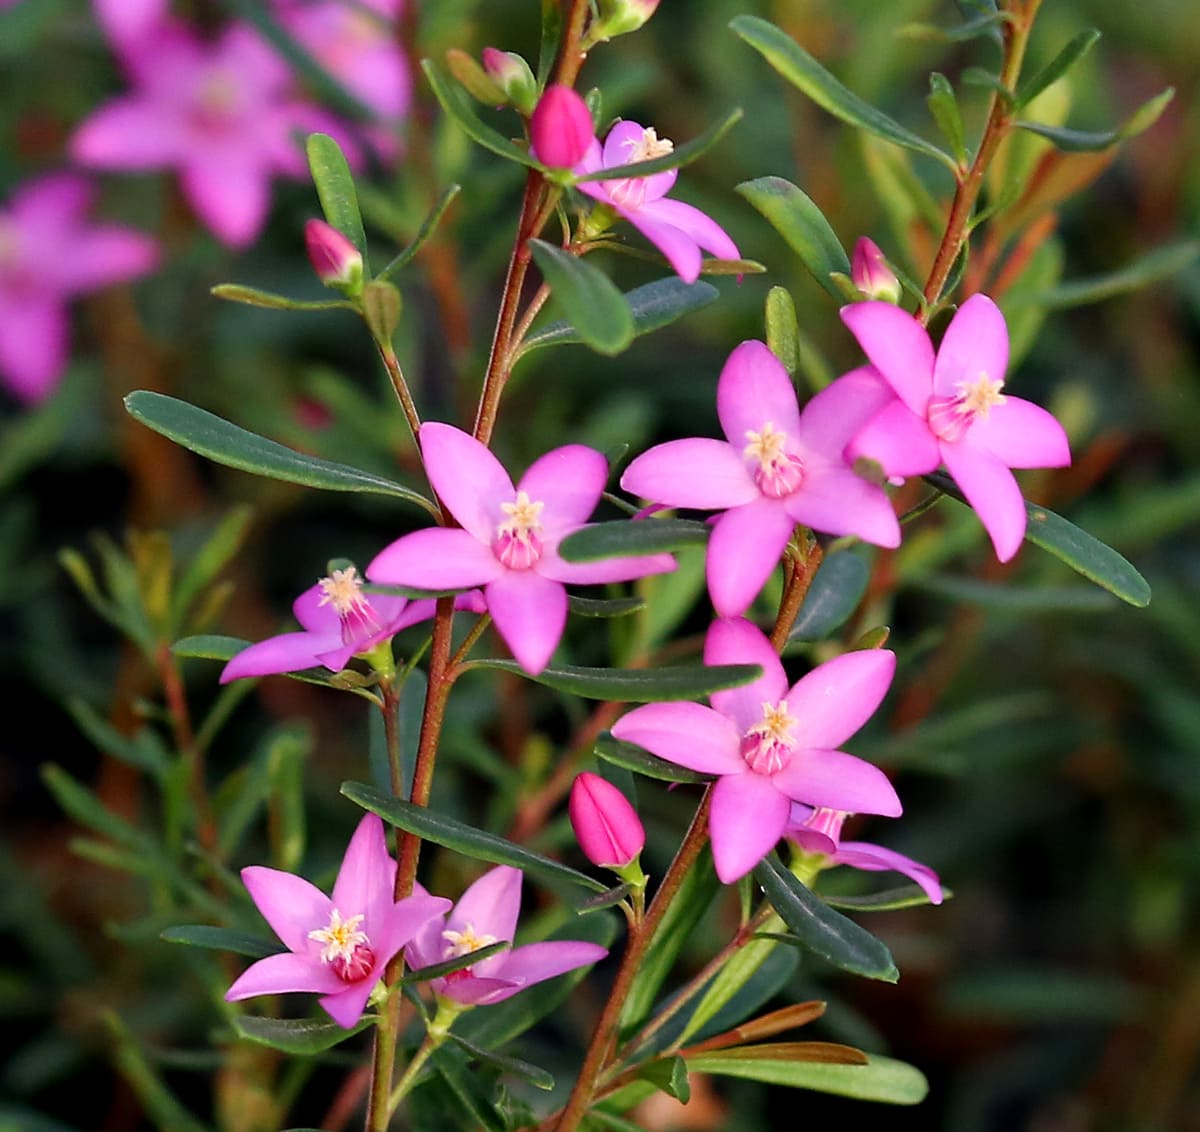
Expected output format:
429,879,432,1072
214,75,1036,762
731,16,957,172
340,783,607,893
422,59,540,168
754,854,898,982
1015,29,1101,108
594,732,710,785
824,884,951,912
685,1051,927,1103
172,634,248,661
466,659,761,702
765,287,799,375
446,1033,555,1091
568,594,646,618
927,73,966,164
574,109,743,183
160,924,283,959
638,1057,691,1103
897,12,1006,45
233,1014,371,1054
172,504,254,630
1015,87,1174,151
519,277,719,356
65,699,168,776
210,283,354,312
788,551,870,642
306,133,368,268
736,177,851,301
124,392,438,515
402,942,509,983
377,184,462,280
42,766,151,853
429,1046,506,1132
527,241,634,355
915,575,1116,613
558,518,710,562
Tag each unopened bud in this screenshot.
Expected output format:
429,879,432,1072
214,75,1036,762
305,219,363,296
594,0,660,39
482,48,538,115
530,84,595,171
445,48,505,106
851,237,901,304
569,772,645,869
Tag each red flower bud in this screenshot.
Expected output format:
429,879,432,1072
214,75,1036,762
530,84,595,170
851,237,901,304
569,772,645,869
304,218,363,293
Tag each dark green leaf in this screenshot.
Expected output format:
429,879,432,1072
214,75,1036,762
915,575,1116,613
429,1046,506,1132
341,783,607,892
731,16,957,171
1015,29,1101,108
402,942,509,983
961,67,1015,104
765,287,799,375
559,518,710,562
377,184,462,280
575,882,635,914
210,283,353,312
1015,88,1173,151
574,109,743,183
568,594,646,618
466,659,761,702
172,634,248,661
927,73,966,164
306,133,368,267
160,924,283,959
43,766,151,853
824,884,952,912
685,1050,927,1103
519,277,719,356
788,551,870,641
446,1033,555,1091
422,59,540,168
736,177,850,301
594,732,710,785
233,1014,371,1054
65,699,168,775
754,854,898,982
528,241,634,355
638,1056,691,1103
125,392,438,514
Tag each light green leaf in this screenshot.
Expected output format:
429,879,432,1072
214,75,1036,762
788,551,870,642
897,12,1006,45
765,287,799,375
172,634,248,661
377,184,462,280
558,518,709,562
43,766,151,854
568,594,646,618
927,73,966,164
594,732,710,785
171,504,254,630
824,885,951,912
638,1056,690,1103
731,16,957,171
574,109,743,183
125,392,438,515
422,59,540,168
233,1014,371,1054
466,658,761,702
528,241,634,355
1015,87,1173,151
686,1051,928,1103
306,133,368,268
210,284,354,312
1015,29,1101,108
161,924,283,959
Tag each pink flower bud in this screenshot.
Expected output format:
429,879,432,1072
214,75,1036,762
595,0,660,38
482,48,538,115
305,219,363,294
569,772,645,869
851,237,901,304
530,84,595,170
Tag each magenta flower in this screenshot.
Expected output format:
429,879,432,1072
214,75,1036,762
785,805,943,906
612,618,900,884
304,218,363,293
850,237,900,304
530,84,596,170
367,423,675,675
226,814,450,1028
406,866,607,1006
72,9,357,247
574,120,739,283
0,173,158,403
569,772,645,869
621,340,900,618
842,295,1071,562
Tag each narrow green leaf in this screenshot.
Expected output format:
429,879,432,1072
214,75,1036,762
446,1033,555,1091
961,67,1015,104
233,1014,371,1054
124,391,438,515
559,518,710,562
575,882,635,914
65,698,168,776
574,109,743,183
915,575,1116,613
638,1057,691,1103
754,854,898,982
172,634,248,661
161,924,283,959
43,766,151,853
765,287,799,375
172,504,254,630
536,0,562,85
341,783,607,893
731,15,957,171
1015,87,1173,151
519,277,719,356
423,59,540,168
686,1051,927,1103
210,283,353,312
466,659,761,702
377,184,462,280
594,732,710,785
824,884,951,912
927,73,966,164
735,177,851,301
430,1047,506,1132
306,133,368,267
528,240,634,355
898,12,1006,44
788,551,870,642
568,594,646,618
1015,29,1101,108
402,942,509,983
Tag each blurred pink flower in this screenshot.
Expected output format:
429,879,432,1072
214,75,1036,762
406,866,607,1006
612,618,901,884
575,119,739,283
0,173,158,403
226,814,450,1028
843,295,1070,561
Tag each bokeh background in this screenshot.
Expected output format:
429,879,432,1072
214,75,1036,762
1,1,1197,1129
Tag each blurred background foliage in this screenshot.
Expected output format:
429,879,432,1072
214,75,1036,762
1,0,1197,1130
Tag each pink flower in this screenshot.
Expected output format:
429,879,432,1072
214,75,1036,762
621,340,900,618
0,173,158,403
611,618,901,884
850,237,900,304
785,805,943,906
530,84,595,170
367,423,675,675
304,218,363,292
842,295,1071,561
226,814,450,1028
574,119,739,283
569,772,645,868
72,10,357,247
406,866,607,1006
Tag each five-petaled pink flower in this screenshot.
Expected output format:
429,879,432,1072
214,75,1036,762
785,805,943,905
842,294,1070,562
406,865,607,1006
621,340,900,618
73,2,357,247
367,423,675,675
0,173,158,403
612,618,901,884
575,119,739,283
226,814,451,1028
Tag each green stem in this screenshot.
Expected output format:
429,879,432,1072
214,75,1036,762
387,998,465,1117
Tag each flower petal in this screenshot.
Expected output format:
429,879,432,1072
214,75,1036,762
601,120,678,201
716,340,803,450
225,951,343,1001
784,464,900,548
846,398,941,478
181,154,272,248
833,841,944,905
621,208,701,282
705,500,795,618
495,940,607,987
635,197,739,261
840,302,934,415
436,974,523,1006
941,440,1027,562
418,422,515,542
331,815,396,935
793,367,895,456
53,227,159,295
622,438,758,510
611,702,743,775
967,396,1070,469
933,294,1008,398
367,528,504,590
709,773,790,883
771,749,901,816
486,569,567,675
538,541,676,586
0,295,68,403
372,893,454,969
449,865,521,944
70,97,186,168
241,866,331,954
704,617,788,730
783,649,895,749
219,631,336,683
518,444,608,532
320,980,379,1029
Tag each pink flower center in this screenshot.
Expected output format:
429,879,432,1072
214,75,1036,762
493,490,545,570
927,372,1007,442
605,127,674,210
309,908,376,983
189,71,243,135
741,700,798,775
744,422,805,498
318,566,382,646
801,807,849,842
